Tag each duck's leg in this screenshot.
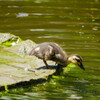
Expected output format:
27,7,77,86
43,59,51,69
55,64,63,74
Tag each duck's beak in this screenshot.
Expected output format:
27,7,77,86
78,62,85,70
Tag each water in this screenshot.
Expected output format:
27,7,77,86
0,0,100,99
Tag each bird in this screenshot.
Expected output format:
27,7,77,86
29,42,85,70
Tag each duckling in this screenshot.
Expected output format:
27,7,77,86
29,42,85,70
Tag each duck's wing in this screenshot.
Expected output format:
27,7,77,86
48,43,67,64
29,43,55,60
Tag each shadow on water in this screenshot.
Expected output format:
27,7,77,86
0,0,100,99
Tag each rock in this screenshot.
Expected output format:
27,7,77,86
0,33,21,47
0,33,16,43
6,39,37,56
0,33,56,90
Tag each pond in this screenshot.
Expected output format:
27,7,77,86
0,0,100,99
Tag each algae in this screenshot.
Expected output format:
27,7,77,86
0,33,22,47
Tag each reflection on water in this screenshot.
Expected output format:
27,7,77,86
17,13,29,17
0,0,100,99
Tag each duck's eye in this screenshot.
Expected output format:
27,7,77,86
75,58,80,62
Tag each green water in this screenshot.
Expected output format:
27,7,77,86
0,0,100,99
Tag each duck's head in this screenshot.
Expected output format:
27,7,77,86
67,54,85,70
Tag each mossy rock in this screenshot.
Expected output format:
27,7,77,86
0,33,22,47
0,33,56,90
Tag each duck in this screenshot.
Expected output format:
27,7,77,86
29,42,85,70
